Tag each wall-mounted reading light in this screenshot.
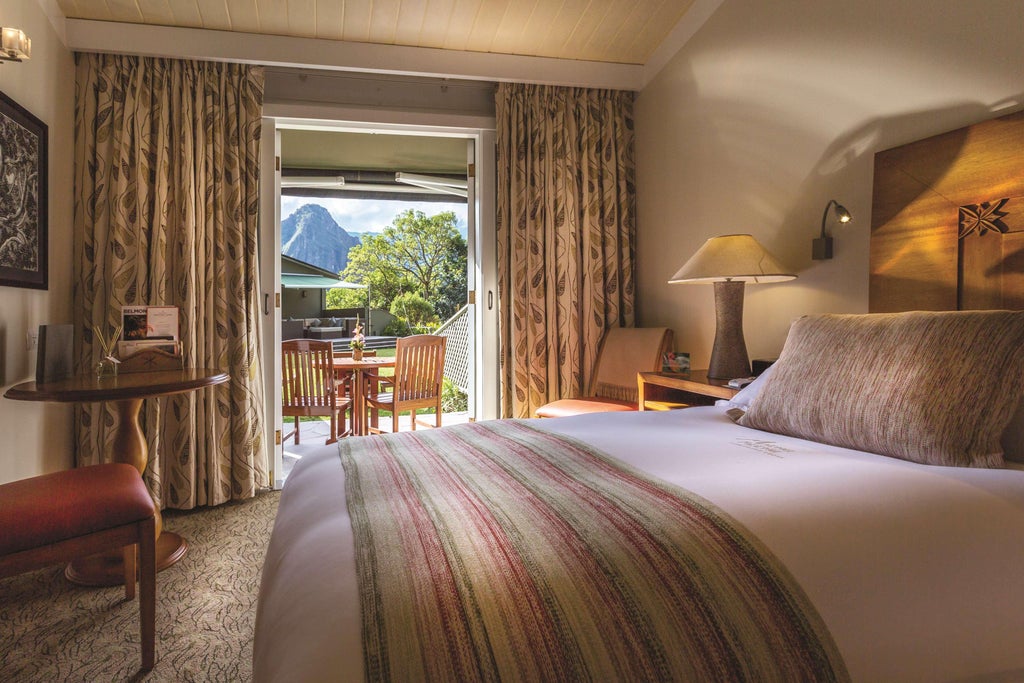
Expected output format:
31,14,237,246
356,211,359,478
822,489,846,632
0,27,31,63
812,199,852,260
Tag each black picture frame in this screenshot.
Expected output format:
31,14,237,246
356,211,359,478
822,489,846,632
0,90,48,290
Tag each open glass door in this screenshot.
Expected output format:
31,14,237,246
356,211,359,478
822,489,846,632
464,138,477,419
260,116,497,488
474,130,499,420
258,118,284,488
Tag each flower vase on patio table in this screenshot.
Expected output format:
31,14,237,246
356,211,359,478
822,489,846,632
352,348,363,361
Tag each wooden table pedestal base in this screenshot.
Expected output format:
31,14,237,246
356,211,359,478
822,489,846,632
65,531,188,587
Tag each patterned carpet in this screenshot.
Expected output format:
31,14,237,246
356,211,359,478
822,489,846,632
0,490,280,682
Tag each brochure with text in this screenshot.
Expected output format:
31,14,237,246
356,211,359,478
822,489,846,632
120,306,180,357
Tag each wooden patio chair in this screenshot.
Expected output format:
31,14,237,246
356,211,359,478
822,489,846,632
282,339,351,445
365,335,446,434
534,327,674,417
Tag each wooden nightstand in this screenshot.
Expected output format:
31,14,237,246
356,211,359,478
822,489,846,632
637,370,739,411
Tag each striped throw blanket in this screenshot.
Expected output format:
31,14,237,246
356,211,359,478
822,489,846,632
341,420,848,682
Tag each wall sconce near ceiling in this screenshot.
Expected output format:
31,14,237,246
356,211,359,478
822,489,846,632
812,199,852,260
0,27,31,63
669,234,796,379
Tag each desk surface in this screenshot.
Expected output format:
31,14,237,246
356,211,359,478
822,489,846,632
4,368,230,403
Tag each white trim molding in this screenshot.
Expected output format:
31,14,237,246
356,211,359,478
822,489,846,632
66,19,644,91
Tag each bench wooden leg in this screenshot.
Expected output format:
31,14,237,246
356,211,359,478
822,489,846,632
139,516,156,671
122,544,136,601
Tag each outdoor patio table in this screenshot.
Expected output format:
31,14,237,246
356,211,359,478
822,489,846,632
331,356,395,436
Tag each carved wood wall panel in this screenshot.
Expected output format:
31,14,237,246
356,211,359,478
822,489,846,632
869,110,1024,313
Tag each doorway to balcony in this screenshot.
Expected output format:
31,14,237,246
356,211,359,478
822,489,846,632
260,117,497,488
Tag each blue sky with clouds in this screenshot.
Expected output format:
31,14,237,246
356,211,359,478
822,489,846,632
281,196,468,237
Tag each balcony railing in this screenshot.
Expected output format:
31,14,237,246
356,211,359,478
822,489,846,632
435,304,470,393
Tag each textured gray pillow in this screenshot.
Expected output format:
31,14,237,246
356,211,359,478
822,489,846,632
1001,400,1024,463
739,311,1024,468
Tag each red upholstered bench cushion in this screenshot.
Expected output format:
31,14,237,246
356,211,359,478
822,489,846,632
535,397,637,418
0,464,154,556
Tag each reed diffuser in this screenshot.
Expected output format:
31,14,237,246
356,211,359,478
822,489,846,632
94,323,122,378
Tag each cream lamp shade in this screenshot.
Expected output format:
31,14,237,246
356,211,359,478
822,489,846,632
669,234,795,379
668,234,795,284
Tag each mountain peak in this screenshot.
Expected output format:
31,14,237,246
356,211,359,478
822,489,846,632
293,203,331,218
281,204,361,274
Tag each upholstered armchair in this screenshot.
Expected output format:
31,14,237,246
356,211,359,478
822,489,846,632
535,327,673,418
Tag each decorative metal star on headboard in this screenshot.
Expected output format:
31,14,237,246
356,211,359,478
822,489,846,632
958,198,1010,239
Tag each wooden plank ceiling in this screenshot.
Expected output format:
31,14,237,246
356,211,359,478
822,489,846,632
54,0,695,65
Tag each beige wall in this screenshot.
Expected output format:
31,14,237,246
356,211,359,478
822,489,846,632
4,0,1022,483
636,0,1024,369
0,0,75,483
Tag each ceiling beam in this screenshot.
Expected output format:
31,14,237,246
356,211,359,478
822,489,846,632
642,0,725,88
65,19,645,91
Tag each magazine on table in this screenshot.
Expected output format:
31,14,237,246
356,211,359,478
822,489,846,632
119,306,180,358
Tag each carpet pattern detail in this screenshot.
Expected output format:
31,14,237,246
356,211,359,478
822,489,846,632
0,490,279,682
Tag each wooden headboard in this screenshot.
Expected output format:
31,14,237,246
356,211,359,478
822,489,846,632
869,110,1024,312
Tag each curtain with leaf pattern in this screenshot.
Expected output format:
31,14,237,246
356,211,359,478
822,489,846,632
72,53,267,509
496,83,637,418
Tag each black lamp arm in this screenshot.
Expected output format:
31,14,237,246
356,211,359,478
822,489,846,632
820,199,839,239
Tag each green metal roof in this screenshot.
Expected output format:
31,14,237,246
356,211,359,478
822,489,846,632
280,274,367,289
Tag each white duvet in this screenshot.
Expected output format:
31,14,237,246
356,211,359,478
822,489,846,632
254,407,1024,682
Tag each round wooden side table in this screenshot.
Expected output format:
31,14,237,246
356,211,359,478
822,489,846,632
4,368,230,586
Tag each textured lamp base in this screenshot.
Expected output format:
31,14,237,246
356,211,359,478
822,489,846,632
708,281,751,379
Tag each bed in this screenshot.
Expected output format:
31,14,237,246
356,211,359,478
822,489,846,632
254,311,1024,682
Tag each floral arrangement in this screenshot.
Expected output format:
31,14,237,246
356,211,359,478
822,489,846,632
350,319,365,351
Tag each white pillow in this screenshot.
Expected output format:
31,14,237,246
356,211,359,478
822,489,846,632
715,363,776,411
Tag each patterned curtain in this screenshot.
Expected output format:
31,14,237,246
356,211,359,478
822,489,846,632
496,83,637,418
72,54,267,509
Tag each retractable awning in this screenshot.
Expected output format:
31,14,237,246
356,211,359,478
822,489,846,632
280,274,367,289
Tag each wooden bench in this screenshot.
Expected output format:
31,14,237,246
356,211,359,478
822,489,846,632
0,463,157,671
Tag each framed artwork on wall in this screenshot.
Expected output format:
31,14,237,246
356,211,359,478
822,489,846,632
0,90,48,290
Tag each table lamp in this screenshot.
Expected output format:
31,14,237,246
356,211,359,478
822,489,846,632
668,234,796,379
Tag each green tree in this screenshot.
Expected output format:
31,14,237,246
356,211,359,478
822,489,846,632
335,210,467,320
390,291,437,331
434,229,470,320
325,286,367,310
